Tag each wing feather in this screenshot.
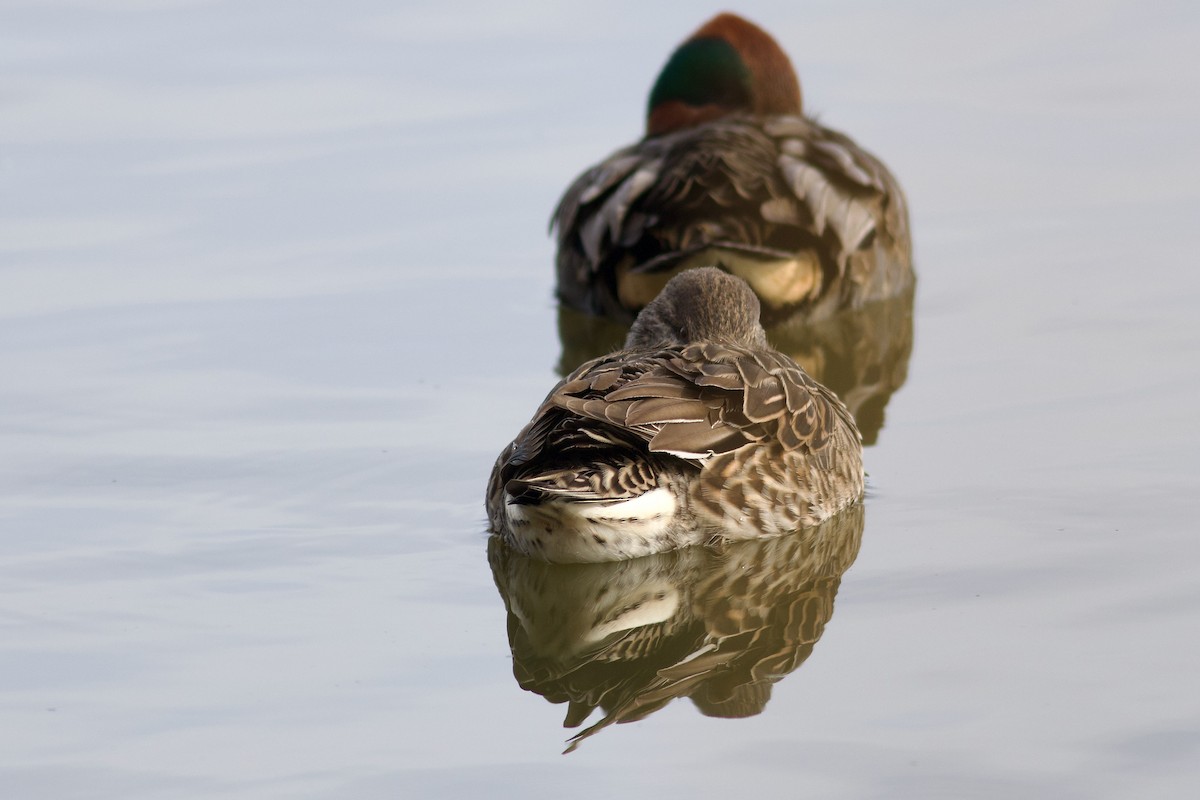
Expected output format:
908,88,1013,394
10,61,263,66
491,341,863,529
553,113,912,317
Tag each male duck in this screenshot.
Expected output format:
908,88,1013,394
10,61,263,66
487,268,864,563
553,13,913,324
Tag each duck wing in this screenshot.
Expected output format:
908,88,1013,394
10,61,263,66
493,344,859,509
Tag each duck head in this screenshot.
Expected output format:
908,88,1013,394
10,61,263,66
626,267,769,349
646,13,802,137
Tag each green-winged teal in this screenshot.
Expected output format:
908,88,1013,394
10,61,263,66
553,13,913,324
487,268,864,563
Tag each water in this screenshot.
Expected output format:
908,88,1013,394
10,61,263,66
2,1,1198,797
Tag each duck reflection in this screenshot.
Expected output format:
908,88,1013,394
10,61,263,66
557,287,913,446
488,503,864,751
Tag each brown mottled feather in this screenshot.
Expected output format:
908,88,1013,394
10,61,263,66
555,115,911,323
487,269,863,562
490,313,860,538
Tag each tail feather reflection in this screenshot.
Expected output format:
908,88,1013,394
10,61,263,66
488,503,865,751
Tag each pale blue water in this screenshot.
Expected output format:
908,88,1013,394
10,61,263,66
2,1,1199,797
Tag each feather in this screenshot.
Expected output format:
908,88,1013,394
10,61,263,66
553,113,912,320
808,138,880,189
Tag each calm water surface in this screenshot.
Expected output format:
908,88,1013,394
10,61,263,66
2,1,1198,797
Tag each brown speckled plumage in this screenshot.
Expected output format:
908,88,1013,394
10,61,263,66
487,268,863,563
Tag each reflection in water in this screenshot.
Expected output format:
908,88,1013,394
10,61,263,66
558,287,914,445
488,504,864,751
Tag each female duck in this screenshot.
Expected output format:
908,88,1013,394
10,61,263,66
488,268,864,563
554,13,913,324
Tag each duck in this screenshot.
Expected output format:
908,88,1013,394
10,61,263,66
553,12,913,324
487,268,864,563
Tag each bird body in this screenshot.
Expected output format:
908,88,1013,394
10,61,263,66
488,268,863,563
553,13,912,323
